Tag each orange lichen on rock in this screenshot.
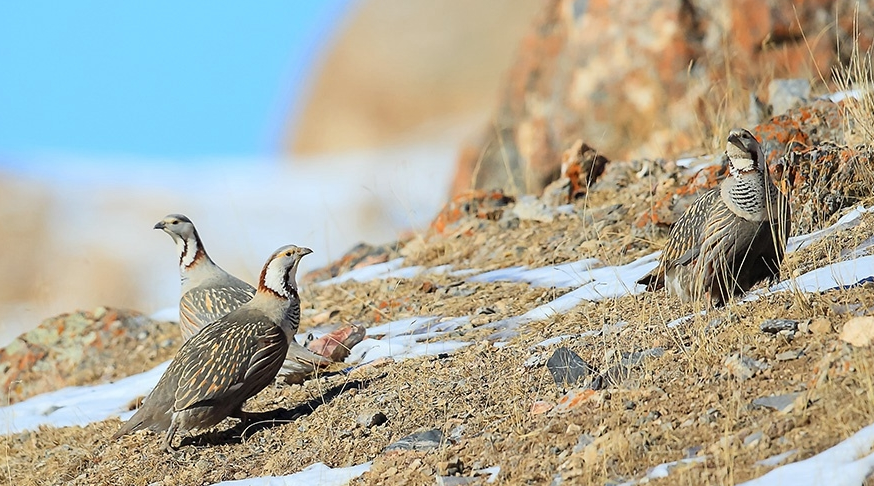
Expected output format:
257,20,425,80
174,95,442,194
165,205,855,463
429,190,515,236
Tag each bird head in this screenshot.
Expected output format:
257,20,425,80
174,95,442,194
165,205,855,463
726,128,765,175
154,214,196,242
259,245,313,298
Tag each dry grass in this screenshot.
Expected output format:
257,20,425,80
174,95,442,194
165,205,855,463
5,32,874,485
2,167,874,484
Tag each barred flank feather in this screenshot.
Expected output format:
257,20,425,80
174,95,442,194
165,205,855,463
637,129,790,306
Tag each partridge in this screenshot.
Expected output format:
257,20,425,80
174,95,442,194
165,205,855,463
155,214,331,380
113,245,313,450
637,128,791,306
154,214,255,341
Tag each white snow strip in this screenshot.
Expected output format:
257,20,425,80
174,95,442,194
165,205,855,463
316,258,421,286
787,205,874,253
0,361,168,434
366,316,440,338
828,89,862,103
469,258,602,288
213,461,372,486
741,422,874,486
504,253,658,324
347,337,469,364
768,255,874,294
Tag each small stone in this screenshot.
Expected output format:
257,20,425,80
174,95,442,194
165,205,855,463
775,349,803,361
809,318,833,335
511,195,556,223
546,348,596,387
760,319,798,334
437,456,464,476
724,354,769,380
572,434,595,453
768,78,810,116
385,429,443,451
436,476,477,486
529,400,554,415
620,347,665,366
356,410,388,428
798,320,810,333
840,316,874,347
195,460,210,471
743,431,764,448
523,353,548,369
752,393,801,413
590,363,630,390
550,388,597,415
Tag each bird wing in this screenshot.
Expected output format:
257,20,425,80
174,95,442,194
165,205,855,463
172,311,287,412
638,188,721,289
180,283,256,331
661,189,720,268
696,198,748,292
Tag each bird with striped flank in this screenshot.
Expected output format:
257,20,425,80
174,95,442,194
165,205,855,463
154,214,332,381
637,128,791,306
112,245,312,451
153,214,255,341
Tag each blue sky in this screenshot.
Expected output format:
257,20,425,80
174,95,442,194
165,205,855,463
0,1,349,160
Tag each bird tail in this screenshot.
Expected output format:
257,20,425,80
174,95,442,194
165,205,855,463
636,271,664,291
110,399,171,440
111,410,147,440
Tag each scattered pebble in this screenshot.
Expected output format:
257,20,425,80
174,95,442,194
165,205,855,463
752,393,801,413
529,400,555,415
523,353,548,369
743,431,764,448
437,456,465,476
724,354,770,380
809,317,833,335
546,348,596,387
775,349,803,361
356,410,388,428
840,316,874,347
760,319,798,334
511,195,557,223
549,389,597,415
385,429,443,451
572,434,595,453
436,476,477,486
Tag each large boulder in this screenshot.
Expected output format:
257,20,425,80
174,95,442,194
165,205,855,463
451,0,874,196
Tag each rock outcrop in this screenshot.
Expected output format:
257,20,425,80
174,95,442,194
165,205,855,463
451,0,874,196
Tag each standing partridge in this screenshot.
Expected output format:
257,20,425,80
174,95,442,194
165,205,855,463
113,245,313,450
155,214,331,380
637,128,791,306
154,214,255,341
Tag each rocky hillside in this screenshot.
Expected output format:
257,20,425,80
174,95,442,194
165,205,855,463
5,1,874,484
2,89,874,484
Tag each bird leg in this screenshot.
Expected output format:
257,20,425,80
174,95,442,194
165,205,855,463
163,414,181,452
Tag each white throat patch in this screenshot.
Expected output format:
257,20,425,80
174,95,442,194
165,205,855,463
180,236,198,269
730,156,755,172
264,257,293,298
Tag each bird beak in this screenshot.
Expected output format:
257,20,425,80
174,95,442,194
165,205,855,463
727,132,743,149
153,221,166,230
301,247,313,257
